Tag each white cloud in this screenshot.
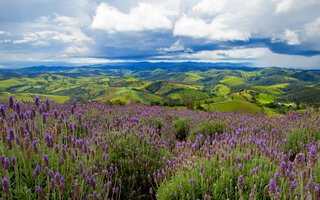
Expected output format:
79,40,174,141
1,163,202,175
0,39,11,43
305,17,320,38
192,0,226,15
277,29,301,45
157,40,192,54
91,2,175,32
13,30,91,45
174,15,250,41
0,30,11,35
155,47,320,68
275,0,294,13
177,48,267,60
11,15,93,56
274,0,318,14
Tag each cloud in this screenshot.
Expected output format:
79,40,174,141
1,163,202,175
91,2,175,32
11,14,93,56
274,29,301,45
174,15,250,41
305,17,320,38
275,0,294,13
157,40,193,54
154,47,320,68
192,0,226,15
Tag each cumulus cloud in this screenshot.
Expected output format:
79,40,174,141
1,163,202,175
155,47,320,68
1,0,320,68
273,29,301,45
305,17,320,38
91,2,175,32
192,0,225,15
11,14,93,56
157,40,193,54
174,15,250,41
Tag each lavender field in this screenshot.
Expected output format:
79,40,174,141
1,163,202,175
0,96,320,200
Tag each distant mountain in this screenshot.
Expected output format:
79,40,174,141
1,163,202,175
0,63,319,112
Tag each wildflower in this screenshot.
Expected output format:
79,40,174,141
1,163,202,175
60,177,65,195
43,154,49,166
2,177,10,195
290,181,296,194
308,145,317,167
4,158,10,170
274,172,279,184
314,184,319,199
189,178,195,187
237,175,244,193
307,178,314,193
268,179,276,198
34,96,40,106
8,128,14,141
50,179,55,191
12,156,16,166
55,144,59,154
9,95,13,108
280,161,286,177
294,153,305,170
42,112,47,124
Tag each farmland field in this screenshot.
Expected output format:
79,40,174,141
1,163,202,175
1,65,319,114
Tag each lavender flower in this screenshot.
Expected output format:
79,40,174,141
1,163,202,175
43,154,49,166
2,177,10,195
280,161,286,177
314,184,319,199
4,157,10,170
32,140,39,154
237,175,244,193
307,178,314,193
294,153,305,170
42,112,47,124
268,179,276,198
12,156,16,166
189,178,195,187
308,145,317,167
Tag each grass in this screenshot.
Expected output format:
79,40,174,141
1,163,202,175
211,94,261,113
253,83,289,95
256,93,277,104
0,92,70,103
214,84,230,96
157,156,281,200
220,76,246,86
0,79,22,89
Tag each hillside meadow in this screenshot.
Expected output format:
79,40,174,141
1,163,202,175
0,96,319,199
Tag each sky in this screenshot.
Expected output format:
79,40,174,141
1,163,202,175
0,0,320,69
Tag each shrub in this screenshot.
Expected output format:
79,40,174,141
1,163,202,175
173,119,190,140
188,120,227,142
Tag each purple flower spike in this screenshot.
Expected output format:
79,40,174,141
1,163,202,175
42,112,47,124
189,178,195,187
43,154,49,166
4,158,10,170
308,145,317,167
12,156,16,166
2,177,10,195
237,175,244,192
268,179,276,198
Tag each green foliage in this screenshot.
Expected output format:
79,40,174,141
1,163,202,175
188,120,227,142
284,126,320,156
173,119,190,140
157,156,280,200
